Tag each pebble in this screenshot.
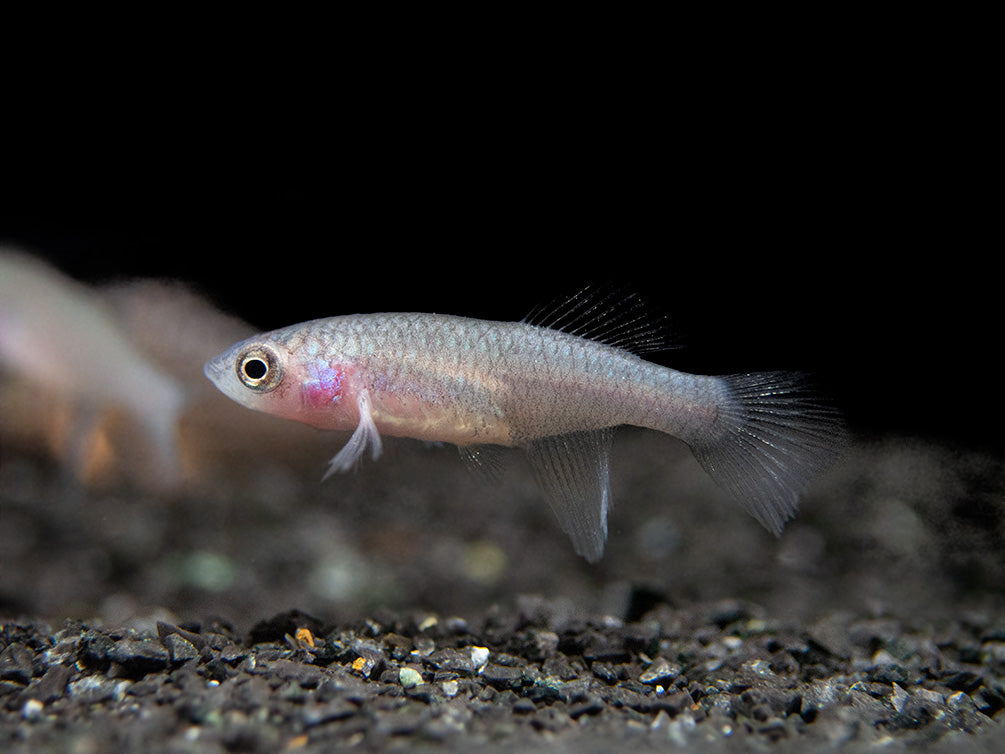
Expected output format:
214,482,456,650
20,698,44,720
399,666,424,688
470,646,490,671
0,601,1002,752
639,656,679,685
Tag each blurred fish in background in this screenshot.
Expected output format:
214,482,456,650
0,248,329,492
0,248,186,490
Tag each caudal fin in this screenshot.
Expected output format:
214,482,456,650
690,372,846,534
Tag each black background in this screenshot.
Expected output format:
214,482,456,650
0,57,996,456
1,76,1002,749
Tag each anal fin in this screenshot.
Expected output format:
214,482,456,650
458,444,504,480
525,428,615,563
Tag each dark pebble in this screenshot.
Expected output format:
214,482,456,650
639,656,680,685
868,662,912,685
425,647,476,675
156,621,205,650
481,663,525,690
512,696,537,714
1,600,1003,751
26,664,71,703
107,638,170,678
0,643,34,685
943,669,984,692
161,632,199,663
979,683,1005,715
76,629,114,671
568,694,605,718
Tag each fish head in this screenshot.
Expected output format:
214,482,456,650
204,332,356,429
204,335,291,411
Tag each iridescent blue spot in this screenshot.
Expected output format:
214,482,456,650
306,361,343,403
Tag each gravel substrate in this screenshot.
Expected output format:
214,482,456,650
2,419,1004,751
4,596,1005,752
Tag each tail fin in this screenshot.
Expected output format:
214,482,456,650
690,372,846,534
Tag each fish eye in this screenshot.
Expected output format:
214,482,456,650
236,344,284,392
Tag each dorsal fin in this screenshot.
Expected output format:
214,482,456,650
523,285,676,355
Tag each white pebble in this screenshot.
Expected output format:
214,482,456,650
399,667,424,688
21,698,44,720
470,646,490,672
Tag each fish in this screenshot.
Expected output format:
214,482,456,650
0,249,188,488
203,293,845,561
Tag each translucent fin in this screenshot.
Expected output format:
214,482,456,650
457,445,504,480
525,428,615,563
523,285,676,355
322,389,382,478
690,372,846,535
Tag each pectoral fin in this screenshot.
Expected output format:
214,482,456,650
323,389,382,478
525,428,615,563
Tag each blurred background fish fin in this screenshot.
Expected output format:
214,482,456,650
137,382,191,490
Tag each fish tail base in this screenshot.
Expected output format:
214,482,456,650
689,372,846,534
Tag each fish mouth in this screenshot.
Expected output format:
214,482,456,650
203,355,228,384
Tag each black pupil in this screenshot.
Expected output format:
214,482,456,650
244,359,268,380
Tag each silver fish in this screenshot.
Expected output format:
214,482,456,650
204,300,844,561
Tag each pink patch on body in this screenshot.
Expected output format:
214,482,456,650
300,360,346,409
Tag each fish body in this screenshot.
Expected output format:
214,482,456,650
204,309,844,561
206,313,721,447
